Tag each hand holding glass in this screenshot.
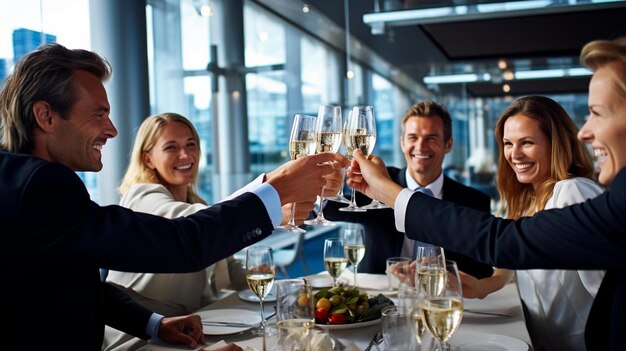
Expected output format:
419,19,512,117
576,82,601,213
278,114,317,233
339,106,376,212
305,105,342,226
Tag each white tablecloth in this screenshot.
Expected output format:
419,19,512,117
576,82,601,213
137,272,532,350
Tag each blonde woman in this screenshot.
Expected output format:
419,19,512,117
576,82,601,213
104,112,340,349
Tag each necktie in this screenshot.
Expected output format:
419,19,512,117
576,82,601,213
412,187,434,259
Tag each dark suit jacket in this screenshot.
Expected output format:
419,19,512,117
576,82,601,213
324,167,493,278
404,167,626,350
0,151,274,350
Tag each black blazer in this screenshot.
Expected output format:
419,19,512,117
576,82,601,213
404,167,626,350
324,167,493,278
0,152,274,349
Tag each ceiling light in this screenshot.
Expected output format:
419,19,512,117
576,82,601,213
498,59,507,69
503,84,511,93
364,0,624,28
424,74,478,84
302,4,310,13
502,70,515,80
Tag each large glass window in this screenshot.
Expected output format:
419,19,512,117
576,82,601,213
371,73,394,162
0,0,95,198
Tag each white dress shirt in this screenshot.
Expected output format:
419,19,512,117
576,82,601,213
399,170,444,259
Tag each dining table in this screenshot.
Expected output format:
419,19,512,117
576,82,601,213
136,272,533,351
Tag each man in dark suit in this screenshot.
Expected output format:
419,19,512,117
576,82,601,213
325,101,501,282
0,43,342,350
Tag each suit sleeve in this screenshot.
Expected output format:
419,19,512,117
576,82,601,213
403,170,626,270
101,282,153,339
19,162,274,273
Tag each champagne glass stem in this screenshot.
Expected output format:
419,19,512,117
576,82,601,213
288,203,297,226
317,190,326,220
353,264,358,287
259,297,266,332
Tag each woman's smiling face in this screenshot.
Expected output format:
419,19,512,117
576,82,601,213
503,114,552,189
578,63,626,185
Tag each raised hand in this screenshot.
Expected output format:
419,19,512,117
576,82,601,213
158,314,205,348
346,149,401,207
266,152,339,205
280,200,315,225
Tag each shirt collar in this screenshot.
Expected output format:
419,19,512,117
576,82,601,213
404,169,444,200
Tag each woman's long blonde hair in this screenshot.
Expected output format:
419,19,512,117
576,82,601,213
495,96,595,219
119,112,206,205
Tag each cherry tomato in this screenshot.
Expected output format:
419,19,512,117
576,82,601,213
329,313,347,324
315,307,329,322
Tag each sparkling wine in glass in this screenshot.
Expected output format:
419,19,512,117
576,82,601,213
323,238,348,286
278,114,318,233
276,279,315,350
415,245,447,299
246,246,276,336
339,106,377,212
305,105,342,226
342,222,365,287
419,260,464,351
325,111,351,205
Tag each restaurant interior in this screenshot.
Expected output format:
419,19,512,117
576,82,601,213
2,0,625,350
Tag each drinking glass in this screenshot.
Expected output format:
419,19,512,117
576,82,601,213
306,105,343,226
351,105,389,210
323,238,347,286
381,305,415,350
398,285,428,348
415,245,447,299
342,222,365,287
339,105,377,212
386,256,412,291
419,260,464,351
326,112,351,205
278,114,318,233
275,279,315,351
245,246,276,336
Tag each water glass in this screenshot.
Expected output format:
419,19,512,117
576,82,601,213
381,305,415,349
386,256,412,291
275,279,315,351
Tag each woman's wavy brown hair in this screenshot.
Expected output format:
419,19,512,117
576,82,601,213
495,96,594,219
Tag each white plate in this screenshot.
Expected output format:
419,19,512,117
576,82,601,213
314,317,381,330
450,333,529,351
198,308,261,335
238,286,277,302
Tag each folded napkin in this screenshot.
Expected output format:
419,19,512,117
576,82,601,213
202,340,255,351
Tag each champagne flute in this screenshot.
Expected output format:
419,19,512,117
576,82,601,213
339,106,376,212
415,245,447,299
325,111,352,205
323,238,348,286
342,222,365,287
246,246,276,336
354,106,389,210
278,114,318,233
305,105,342,226
275,279,315,350
419,260,464,351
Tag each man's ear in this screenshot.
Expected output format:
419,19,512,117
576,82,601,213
444,137,454,154
32,101,56,133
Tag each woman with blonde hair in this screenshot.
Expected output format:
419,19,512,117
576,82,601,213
104,113,252,349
